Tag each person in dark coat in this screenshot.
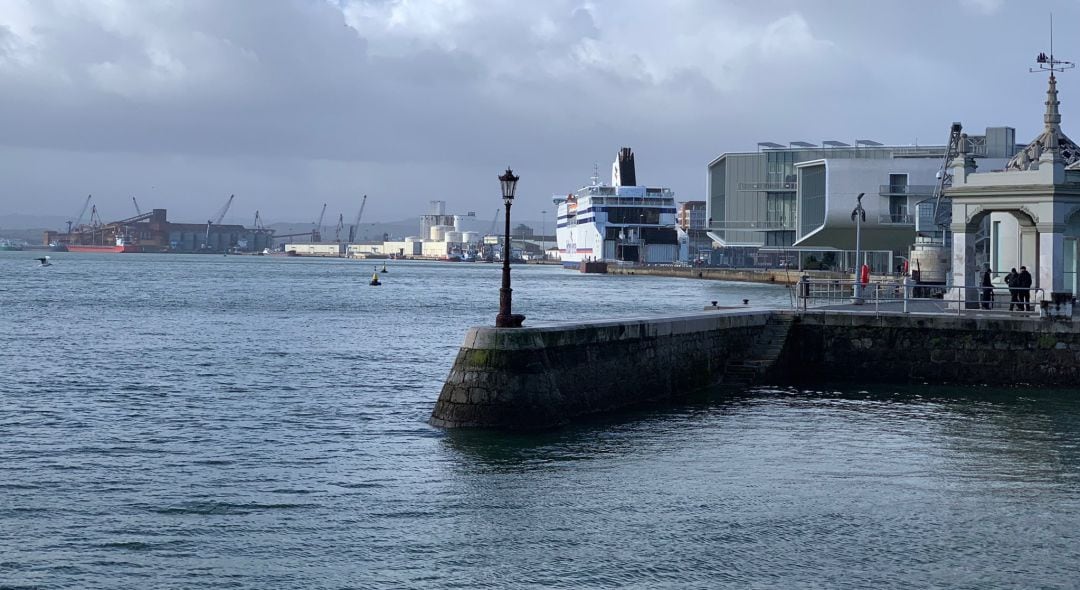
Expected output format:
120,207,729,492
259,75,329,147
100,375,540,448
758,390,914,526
1005,268,1019,311
1018,266,1033,311
980,264,994,310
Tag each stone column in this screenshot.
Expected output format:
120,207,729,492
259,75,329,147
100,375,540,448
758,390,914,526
951,223,977,309
1037,227,1065,293
1020,227,1039,273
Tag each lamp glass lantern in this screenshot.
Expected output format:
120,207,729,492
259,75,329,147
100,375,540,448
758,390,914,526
499,168,519,203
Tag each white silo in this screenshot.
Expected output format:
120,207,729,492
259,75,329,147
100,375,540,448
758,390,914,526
445,231,463,244
462,231,480,244
430,225,448,241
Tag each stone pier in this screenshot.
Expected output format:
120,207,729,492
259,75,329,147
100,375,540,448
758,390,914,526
431,309,1080,430
430,311,770,430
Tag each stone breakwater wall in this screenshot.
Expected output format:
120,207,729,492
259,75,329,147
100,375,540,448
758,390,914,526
791,312,1080,386
432,309,1080,430
430,311,770,430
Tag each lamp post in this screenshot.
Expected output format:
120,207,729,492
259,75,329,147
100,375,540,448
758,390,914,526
496,167,525,328
541,210,547,260
851,192,866,304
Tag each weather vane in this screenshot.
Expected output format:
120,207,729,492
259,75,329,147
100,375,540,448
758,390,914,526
1031,13,1073,75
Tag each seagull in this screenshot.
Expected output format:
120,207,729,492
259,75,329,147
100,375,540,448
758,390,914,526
35,256,52,267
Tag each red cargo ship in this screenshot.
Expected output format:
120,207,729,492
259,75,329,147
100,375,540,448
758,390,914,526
66,235,142,253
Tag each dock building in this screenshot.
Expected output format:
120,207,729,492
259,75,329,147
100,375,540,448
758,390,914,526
706,132,1020,271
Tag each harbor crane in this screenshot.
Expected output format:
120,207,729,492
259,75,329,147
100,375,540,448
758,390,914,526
67,194,93,233
204,194,235,250
132,196,142,216
333,213,345,242
348,195,368,243
89,205,103,228
312,203,327,243
254,210,265,230
487,207,501,236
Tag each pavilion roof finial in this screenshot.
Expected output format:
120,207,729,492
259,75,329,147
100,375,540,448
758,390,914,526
1006,16,1080,171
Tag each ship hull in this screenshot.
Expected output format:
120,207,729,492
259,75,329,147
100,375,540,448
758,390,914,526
66,244,143,253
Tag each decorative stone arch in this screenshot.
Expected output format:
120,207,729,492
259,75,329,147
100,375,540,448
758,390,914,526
964,206,1038,231
1064,205,1080,226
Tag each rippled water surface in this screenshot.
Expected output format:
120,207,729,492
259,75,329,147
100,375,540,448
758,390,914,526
2,253,1079,589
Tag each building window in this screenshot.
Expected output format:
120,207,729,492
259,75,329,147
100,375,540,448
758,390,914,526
800,164,827,237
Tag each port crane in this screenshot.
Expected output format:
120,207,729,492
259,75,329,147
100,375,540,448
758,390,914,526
348,195,368,243
487,207,501,236
333,213,345,242
204,194,235,250
272,203,331,244
67,194,93,233
132,196,142,216
254,210,265,230
312,203,327,243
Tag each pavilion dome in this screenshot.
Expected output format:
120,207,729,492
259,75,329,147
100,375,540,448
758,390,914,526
1006,74,1080,170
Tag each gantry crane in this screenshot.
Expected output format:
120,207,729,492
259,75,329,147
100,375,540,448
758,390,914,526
348,195,368,243
254,210,265,230
333,213,345,242
132,196,142,216
67,194,93,234
312,203,327,243
204,194,235,249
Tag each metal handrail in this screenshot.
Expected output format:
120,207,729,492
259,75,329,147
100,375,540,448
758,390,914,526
794,277,1049,316
877,214,915,224
877,184,936,196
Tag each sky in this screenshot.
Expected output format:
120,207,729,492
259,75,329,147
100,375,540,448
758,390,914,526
0,0,1078,226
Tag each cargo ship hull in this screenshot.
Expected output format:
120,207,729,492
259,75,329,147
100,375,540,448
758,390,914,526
66,244,143,253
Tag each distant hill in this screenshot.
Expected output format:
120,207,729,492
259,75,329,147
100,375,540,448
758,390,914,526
0,213,69,231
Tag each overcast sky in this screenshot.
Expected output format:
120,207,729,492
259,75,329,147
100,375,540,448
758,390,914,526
0,0,1077,226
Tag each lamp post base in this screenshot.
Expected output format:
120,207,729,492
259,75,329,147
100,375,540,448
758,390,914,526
495,313,526,328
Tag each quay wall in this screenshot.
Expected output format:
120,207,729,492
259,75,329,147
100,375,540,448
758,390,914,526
432,310,1080,430
430,311,770,430
791,312,1080,386
606,266,841,286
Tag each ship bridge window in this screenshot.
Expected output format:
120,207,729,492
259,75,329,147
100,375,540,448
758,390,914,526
606,207,661,224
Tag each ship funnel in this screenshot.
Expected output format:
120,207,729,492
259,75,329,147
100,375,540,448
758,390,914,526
611,147,637,187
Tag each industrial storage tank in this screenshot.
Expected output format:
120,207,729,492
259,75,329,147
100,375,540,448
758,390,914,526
445,231,463,243
404,236,421,243
430,225,450,241
909,237,948,283
461,231,480,243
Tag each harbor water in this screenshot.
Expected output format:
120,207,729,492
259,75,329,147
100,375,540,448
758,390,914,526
2,253,1079,588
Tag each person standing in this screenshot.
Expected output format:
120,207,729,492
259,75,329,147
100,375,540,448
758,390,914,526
1005,268,1019,311
1018,266,1033,311
980,264,994,310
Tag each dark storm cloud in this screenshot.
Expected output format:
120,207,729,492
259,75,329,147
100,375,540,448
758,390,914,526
0,0,1076,223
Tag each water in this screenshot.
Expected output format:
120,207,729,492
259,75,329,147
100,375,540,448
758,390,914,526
2,253,1079,589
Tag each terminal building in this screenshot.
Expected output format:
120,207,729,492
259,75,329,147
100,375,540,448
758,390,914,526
705,131,1020,271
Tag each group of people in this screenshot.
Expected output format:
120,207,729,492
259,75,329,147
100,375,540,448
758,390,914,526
981,264,1033,310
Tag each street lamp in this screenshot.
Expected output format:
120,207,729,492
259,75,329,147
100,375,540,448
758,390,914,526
541,210,547,260
851,192,866,304
496,167,525,328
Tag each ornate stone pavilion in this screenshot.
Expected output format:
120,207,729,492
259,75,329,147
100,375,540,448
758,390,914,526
947,72,1080,308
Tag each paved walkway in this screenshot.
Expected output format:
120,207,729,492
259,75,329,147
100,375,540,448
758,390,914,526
813,299,1043,318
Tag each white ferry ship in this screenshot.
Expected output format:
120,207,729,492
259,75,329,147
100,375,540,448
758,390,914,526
553,148,680,268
